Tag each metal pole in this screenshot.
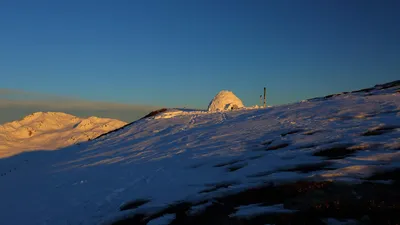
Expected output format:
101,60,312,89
263,87,266,108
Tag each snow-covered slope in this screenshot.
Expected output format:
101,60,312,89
0,112,126,157
0,81,399,225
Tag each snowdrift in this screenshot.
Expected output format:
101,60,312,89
208,90,244,112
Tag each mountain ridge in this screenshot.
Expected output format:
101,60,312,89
0,111,126,157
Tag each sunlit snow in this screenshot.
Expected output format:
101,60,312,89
0,83,399,225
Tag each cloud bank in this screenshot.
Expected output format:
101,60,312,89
0,89,159,124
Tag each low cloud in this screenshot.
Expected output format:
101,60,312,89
0,89,159,124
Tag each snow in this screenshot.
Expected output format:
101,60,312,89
320,165,379,179
0,112,126,157
231,204,295,218
207,90,244,112
147,214,175,225
353,151,400,161
323,218,359,225
0,84,399,225
188,201,213,215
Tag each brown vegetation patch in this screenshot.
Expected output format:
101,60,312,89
266,143,290,151
142,108,168,119
302,130,323,136
351,87,375,94
248,155,264,160
297,143,318,149
199,181,239,194
362,125,399,136
281,129,304,137
214,159,244,168
110,179,400,225
313,144,355,159
227,163,248,172
247,171,276,178
120,199,151,211
261,140,273,146
366,168,400,185
280,162,334,173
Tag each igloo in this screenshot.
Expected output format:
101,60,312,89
207,90,244,112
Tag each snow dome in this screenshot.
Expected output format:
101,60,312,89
207,90,244,112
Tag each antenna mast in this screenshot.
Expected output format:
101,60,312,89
263,87,266,108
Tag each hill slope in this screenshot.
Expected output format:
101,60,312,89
0,81,399,225
0,112,126,157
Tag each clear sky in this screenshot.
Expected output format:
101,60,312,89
0,0,399,108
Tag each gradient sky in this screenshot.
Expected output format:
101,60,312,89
0,88,159,123
0,0,399,108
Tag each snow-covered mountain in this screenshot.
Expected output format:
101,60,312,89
0,112,126,158
0,81,399,225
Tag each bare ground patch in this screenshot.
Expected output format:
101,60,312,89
266,142,290,151
280,129,304,137
313,144,356,159
110,178,400,225
279,162,334,174
214,159,245,168
120,199,151,211
362,125,399,136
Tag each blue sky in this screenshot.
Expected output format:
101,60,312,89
0,0,399,108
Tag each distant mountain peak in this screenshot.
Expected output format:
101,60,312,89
0,112,127,157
